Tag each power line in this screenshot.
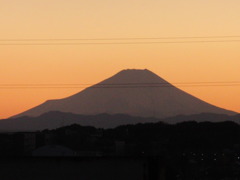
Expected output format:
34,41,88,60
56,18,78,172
1,35,240,41
1,40,240,45
1,85,240,89
1,35,240,45
1,81,240,86
1,82,240,89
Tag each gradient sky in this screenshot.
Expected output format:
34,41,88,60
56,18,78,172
1,0,240,119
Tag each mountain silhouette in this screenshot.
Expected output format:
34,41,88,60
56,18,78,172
13,69,236,118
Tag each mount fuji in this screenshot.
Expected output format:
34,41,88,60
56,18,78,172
13,69,235,119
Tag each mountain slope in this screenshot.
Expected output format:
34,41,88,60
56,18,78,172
13,69,236,118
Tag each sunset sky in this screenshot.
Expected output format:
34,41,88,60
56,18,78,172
1,0,240,119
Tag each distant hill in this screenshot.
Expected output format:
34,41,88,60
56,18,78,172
0,111,239,132
13,69,236,120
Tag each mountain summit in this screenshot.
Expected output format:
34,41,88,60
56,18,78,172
98,69,171,84
13,69,235,118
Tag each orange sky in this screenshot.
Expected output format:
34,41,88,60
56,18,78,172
1,0,240,119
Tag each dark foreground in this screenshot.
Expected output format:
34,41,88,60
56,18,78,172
0,157,149,180
1,156,240,180
1,120,240,179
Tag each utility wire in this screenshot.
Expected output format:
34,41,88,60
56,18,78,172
1,81,240,86
1,40,240,45
1,36,240,45
1,82,240,89
1,85,240,89
1,36,240,41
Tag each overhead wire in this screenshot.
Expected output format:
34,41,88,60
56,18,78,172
1,35,240,45
1,35,240,41
0,82,240,89
1,40,240,45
